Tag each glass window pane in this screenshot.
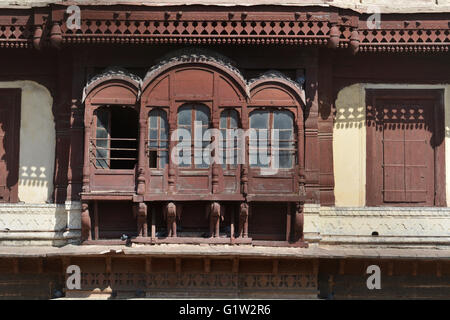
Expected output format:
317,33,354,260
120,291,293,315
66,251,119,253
220,112,227,128
96,109,110,169
250,111,269,129
159,151,168,169
278,150,293,168
178,106,191,125
278,130,293,141
97,109,110,132
149,113,158,129
195,105,210,124
273,111,293,129
149,129,158,141
229,110,238,128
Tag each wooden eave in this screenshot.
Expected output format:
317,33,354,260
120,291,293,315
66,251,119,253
0,5,446,53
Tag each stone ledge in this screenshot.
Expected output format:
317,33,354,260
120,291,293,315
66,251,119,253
320,206,450,217
0,244,449,260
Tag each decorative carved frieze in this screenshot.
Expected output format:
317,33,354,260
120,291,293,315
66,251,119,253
0,7,447,53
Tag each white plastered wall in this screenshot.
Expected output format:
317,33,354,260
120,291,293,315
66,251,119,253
0,81,55,203
333,83,450,207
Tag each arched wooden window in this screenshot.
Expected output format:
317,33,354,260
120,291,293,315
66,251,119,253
148,109,168,169
177,103,210,168
249,110,295,169
220,109,240,169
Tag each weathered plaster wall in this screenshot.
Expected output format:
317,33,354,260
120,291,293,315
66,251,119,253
333,83,450,207
0,81,55,204
333,84,366,207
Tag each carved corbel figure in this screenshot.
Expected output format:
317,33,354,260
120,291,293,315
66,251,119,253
293,202,305,243
81,202,91,241
135,202,148,237
164,202,181,237
206,202,222,238
238,202,249,238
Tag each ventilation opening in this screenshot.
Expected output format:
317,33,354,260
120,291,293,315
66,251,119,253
372,231,379,236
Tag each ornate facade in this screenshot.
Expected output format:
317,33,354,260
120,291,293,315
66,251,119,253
0,1,448,299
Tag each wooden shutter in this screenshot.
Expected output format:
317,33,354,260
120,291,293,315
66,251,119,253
0,89,21,203
382,101,435,204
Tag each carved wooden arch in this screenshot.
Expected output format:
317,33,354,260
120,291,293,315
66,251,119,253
248,72,306,111
83,68,141,106
140,50,248,109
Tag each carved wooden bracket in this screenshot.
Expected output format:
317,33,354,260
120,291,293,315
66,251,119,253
136,202,148,237
238,202,249,238
164,202,181,237
81,201,92,241
206,202,222,238
293,202,305,244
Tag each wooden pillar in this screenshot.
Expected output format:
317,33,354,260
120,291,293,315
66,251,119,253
94,201,99,240
53,49,72,203
151,205,156,240
204,258,211,273
137,118,147,195
67,51,87,202
82,111,91,193
304,51,320,203
286,202,292,242
230,205,235,242
318,49,335,205
145,257,152,273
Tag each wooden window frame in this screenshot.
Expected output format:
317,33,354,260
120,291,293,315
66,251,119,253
220,109,240,170
147,108,169,170
91,106,138,171
366,89,445,207
249,109,296,170
176,103,211,169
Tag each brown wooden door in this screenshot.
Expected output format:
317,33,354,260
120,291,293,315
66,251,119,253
0,89,21,203
366,90,445,206
382,101,435,204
